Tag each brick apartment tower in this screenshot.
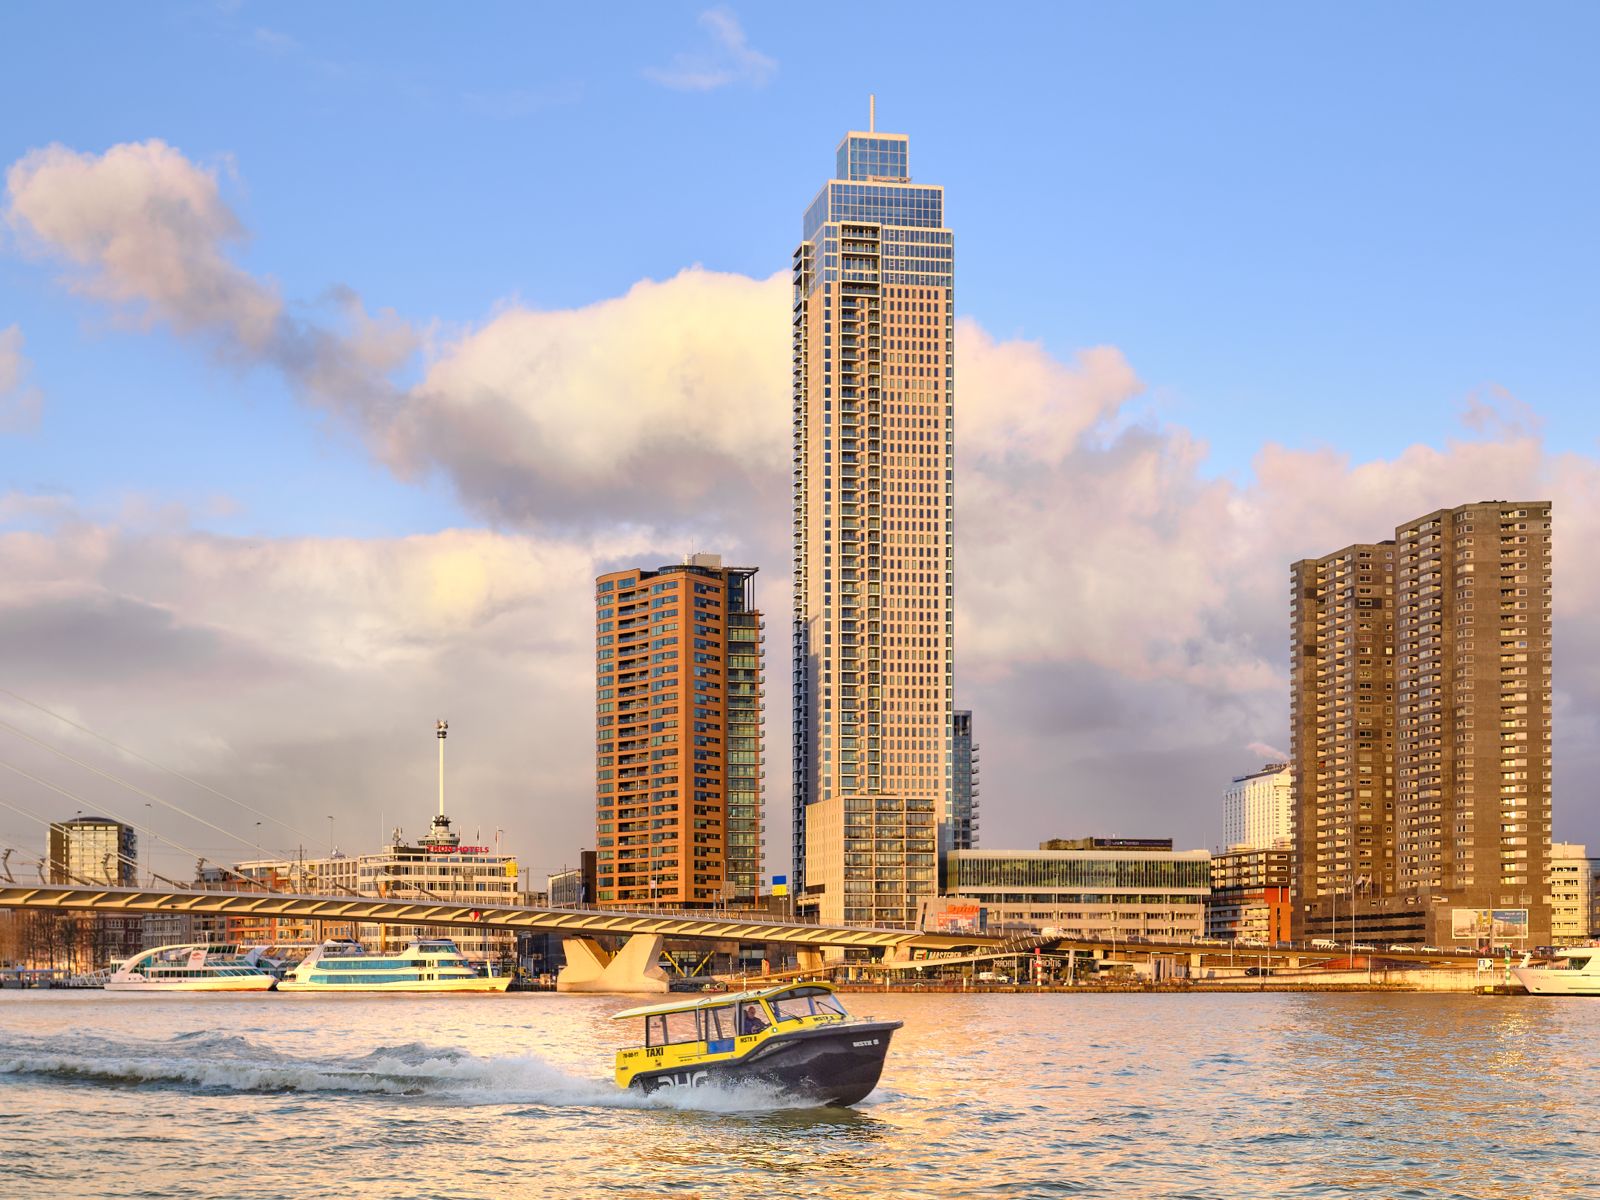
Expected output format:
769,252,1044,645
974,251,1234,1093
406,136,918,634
791,106,952,927
1290,502,1553,944
594,555,763,908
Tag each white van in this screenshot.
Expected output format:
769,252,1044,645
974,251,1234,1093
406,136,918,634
1311,939,1338,949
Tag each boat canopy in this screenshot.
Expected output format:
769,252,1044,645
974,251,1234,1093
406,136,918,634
610,981,837,1022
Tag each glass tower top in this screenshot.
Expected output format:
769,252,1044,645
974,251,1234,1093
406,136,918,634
836,133,909,182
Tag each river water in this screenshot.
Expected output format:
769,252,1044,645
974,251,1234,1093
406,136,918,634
1,990,1596,1199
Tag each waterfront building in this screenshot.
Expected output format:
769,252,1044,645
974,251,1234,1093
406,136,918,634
791,107,952,927
45,816,141,967
549,851,598,907
48,816,136,886
1206,842,1294,943
594,555,763,907
935,847,1210,941
1290,501,1553,945
1549,842,1595,946
1222,763,1292,851
948,710,979,851
1040,837,1173,852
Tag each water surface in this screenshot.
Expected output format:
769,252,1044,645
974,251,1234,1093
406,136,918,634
2,991,1595,1198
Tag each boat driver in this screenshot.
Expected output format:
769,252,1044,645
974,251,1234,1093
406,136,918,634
742,1003,769,1035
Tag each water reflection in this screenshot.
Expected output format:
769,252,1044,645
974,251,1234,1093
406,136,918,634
2,991,1599,1198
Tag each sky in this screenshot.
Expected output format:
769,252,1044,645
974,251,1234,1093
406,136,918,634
1,3,1597,885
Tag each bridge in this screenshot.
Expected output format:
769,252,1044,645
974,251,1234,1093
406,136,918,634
0,882,1001,992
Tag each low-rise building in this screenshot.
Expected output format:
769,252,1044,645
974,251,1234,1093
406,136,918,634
1207,841,1294,943
936,846,1211,941
1550,842,1596,946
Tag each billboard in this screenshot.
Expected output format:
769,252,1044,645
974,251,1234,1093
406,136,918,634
932,902,986,935
1451,907,1530,944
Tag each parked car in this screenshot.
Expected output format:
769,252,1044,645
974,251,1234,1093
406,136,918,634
1311,939,1338,949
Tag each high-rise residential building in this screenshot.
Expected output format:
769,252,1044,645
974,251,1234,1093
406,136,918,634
1549,842,1595,946
949,710,979,851
594,554,763,908
1394,502,1552,940
791,108,953,928
48,816,136,886
1290,501,1553,945
1222,762,1293,850
1290,543,1398,921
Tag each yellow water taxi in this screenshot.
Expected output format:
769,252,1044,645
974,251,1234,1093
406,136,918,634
611,982,901,1107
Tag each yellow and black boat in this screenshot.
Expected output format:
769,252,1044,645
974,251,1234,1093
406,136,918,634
611,982,901,1106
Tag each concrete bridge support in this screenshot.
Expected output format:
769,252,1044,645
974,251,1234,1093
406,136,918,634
797,947,826,973
557,933,670,993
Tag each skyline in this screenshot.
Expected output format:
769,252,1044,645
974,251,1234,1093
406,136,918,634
3,5,1600,882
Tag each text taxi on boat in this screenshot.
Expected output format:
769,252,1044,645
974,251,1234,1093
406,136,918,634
610,981,901,1107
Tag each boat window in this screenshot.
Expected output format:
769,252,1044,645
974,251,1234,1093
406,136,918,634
700,1004,736,1041
769,987,847,1023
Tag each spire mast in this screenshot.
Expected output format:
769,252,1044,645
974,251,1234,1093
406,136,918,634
436,719,448,818
869,93,876,132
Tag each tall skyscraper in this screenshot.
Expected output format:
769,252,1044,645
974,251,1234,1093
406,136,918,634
1393,502,1552,936
1222,762,1293,851
1289,501,1553,944
792,108,953,927
594,554,763,908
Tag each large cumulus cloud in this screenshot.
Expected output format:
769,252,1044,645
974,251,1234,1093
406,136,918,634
5,139,1598,874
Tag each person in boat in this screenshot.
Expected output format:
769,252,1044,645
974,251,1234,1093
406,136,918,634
741,1002,768,1035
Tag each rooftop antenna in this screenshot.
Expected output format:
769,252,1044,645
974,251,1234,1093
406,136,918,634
869,93,876,132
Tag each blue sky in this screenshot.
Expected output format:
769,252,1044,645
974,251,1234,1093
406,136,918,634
1,3,1597,872
5,2,1598,534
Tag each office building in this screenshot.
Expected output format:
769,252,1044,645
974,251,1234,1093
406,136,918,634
935,846,1210,941
1290,501,1553,945
594,555,763,907
548,851,599,907
1222,763,1293,850
1207,842,1294,943
1549,842,1595,946
1040,837,1174,852
949,710,979,851
792,108,953,926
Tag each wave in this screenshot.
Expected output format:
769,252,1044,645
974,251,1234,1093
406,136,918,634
0,1033,818,1113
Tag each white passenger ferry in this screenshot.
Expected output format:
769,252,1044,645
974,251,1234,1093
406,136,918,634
277,938,510,993
1513,946,1600,996
106,944,277,992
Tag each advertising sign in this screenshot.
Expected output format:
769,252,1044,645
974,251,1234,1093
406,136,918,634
1451,908,1491,941
1490,909,1529,942
933,902,986,935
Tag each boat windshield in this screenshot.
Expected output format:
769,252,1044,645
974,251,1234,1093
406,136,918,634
769,987,848,1023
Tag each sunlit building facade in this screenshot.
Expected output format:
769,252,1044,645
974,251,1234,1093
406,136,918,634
939,847,1211,941
792,112,954,927
1222,762,1292,851
594,555,763,907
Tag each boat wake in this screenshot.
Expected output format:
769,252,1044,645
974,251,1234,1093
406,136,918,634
0,1031,817,1113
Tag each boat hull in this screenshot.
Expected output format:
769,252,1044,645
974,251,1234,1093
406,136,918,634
628,1020,901,1107
105,977,276,993
277,977,511,993
1512,967,1600,996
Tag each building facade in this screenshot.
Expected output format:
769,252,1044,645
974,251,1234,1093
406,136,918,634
1207,843,1294,943
48,816,137,886
234,812,519,966
1549,842,1595,946
792,112,953,926
938,848,1211,942
594,555,763,907
1290,502,1553,945
1222,763,1292,850
949,710,979,851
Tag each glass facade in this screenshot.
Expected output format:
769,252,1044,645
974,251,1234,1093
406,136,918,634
947,854,1211,894
836,133,909,183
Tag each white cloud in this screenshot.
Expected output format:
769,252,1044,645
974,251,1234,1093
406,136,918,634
644,7,777,92
0,325,42,432
7,138,1600,860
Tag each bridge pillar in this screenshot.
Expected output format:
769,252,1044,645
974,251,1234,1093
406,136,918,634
557,933,670,994
796,947,826,973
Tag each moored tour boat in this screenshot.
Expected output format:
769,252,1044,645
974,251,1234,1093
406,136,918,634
1513,945,1600,995
611,982,901,1106
276,938,510,992
106,944,277,992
